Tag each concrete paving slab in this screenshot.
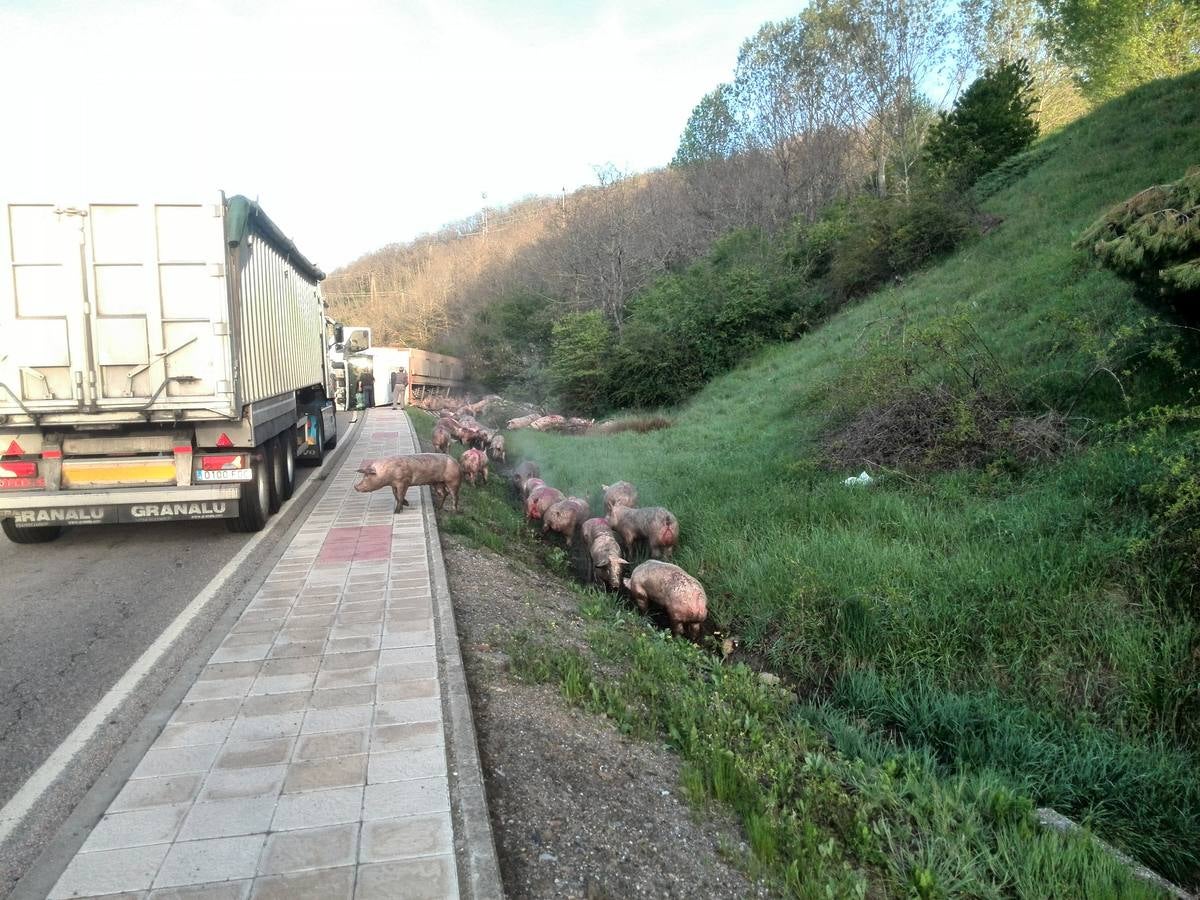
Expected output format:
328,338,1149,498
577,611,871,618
46,410,501,899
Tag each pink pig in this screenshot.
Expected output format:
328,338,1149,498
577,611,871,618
542,496,590,546
354,453,462,513
460,448,489,485
525,485,565,521
623,560,707,640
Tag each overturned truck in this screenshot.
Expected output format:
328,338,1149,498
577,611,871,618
0,194,338,543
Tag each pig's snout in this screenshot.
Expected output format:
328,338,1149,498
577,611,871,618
354,467,385,493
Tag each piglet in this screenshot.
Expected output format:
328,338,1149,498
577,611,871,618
525,485,565,521
624,560,707,639
581,517,628,590
355,453,462,513
607,504,679,559
542,496,590,546
460,447,489,485
601,481,638,513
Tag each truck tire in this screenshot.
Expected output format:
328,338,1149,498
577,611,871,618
324,414,337,451
268,436,285,512
1,518,63,544
280,435,296,501
228,444,271,533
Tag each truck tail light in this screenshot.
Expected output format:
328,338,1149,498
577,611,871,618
199,454,245,471
0,459,43,489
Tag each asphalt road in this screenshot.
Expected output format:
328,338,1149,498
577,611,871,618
0,411,353,894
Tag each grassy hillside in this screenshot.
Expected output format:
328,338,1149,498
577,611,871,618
508,71,1200,885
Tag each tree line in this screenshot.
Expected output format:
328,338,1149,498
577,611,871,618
325,0,1198,410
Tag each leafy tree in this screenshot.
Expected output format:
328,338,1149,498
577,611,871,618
673,84,744,166
923,59,1039,190
466,292,553,401
549,310,614,414
1038,0,1200,101
959,0,1088,129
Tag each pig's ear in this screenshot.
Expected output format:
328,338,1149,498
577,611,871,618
616,558,629,567
356,466,376,476
601,484,610,491
596,560,610,569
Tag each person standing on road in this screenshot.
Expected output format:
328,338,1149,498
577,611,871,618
390,368,409,410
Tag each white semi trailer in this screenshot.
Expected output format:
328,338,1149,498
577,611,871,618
0,194,338,543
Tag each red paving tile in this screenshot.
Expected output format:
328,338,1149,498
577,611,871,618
316,525,392,566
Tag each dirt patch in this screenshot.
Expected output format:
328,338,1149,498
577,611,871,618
438,534,773,899
590,416,673,436
823,385,1068,472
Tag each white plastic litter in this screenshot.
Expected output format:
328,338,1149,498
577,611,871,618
843,471,875,486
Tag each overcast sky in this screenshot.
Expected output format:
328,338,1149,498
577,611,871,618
0,0,801,270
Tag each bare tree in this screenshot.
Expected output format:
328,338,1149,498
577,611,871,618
813,0,961,197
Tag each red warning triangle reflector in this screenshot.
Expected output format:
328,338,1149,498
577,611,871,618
3,440,22,458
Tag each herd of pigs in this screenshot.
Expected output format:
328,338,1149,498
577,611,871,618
352,408,709,640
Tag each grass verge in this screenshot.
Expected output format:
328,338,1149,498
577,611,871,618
504,72,1200,886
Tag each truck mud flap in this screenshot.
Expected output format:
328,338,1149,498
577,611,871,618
0,500,239,527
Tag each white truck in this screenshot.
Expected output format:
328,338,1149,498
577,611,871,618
326,326,466,409
0,194,338,543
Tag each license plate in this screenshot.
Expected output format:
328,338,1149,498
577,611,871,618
194,468,253,482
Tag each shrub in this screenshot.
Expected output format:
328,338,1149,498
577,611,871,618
608,229,814,408
828,194,974,299
1076,166,1200,310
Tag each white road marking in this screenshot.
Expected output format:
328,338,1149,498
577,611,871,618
0,420,356,847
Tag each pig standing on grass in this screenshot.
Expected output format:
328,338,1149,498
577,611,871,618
602,481,638,513
460,448,489,485
607,504,679,559
465,427,489,451
432,424,452,454
542,497,590,546
624,560,707,639
355,454,462,513
581,517,628,590
511,461,540,494
487,433,507,463
525,485,565,521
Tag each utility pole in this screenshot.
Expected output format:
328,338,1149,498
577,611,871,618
481,192,488,238
369,272,377,307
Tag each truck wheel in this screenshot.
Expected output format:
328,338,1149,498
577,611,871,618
228,444,271,533
280,435,296,501
267,437,285,513
324,414,337,450
1,518,63,544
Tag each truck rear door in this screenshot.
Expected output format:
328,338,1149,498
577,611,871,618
0,199,234,417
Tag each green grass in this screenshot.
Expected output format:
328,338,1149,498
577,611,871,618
506,592,1165,898
503,73,1200,887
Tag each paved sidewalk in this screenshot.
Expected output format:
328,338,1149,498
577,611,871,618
47,410,496,899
